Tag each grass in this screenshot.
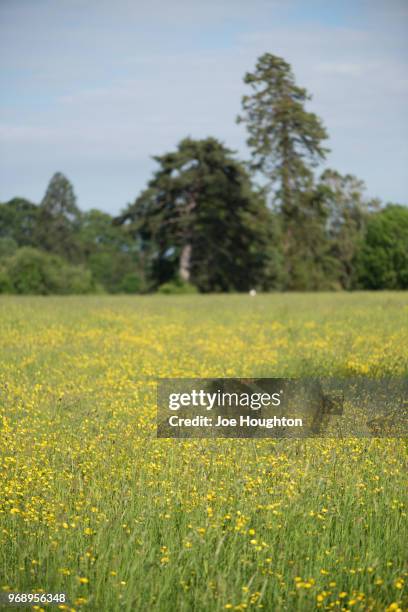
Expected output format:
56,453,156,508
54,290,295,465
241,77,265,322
0,293,407,612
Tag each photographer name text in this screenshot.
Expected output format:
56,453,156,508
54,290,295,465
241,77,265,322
167,415,303,429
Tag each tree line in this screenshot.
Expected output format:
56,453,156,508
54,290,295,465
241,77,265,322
1,53,407,294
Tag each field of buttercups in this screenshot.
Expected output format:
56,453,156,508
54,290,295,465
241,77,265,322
0,293,407,611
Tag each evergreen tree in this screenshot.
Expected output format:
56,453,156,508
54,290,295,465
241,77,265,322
36,172,82,262
237,53,329,287
117,137,282,292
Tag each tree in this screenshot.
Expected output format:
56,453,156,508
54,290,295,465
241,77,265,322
354,204,408,289
0,197,39,246
281,187,340,290
117,137,282,292
318,169,378,289
237,53,329,211
36,172,82,262
237,53,329,287
79,209,143,292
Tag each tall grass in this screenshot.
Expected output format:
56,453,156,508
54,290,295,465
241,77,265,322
0,293,407,611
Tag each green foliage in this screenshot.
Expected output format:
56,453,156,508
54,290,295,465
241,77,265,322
79,209,127,250
0,267,13,293
318,170,379,290
79,209,143,293
118,137,282,292
0,247,98,295
355,205,408,289
237,54,332,289
0,237,18,258
157,279,199,294
0,197,38,246
58,263,101,295
35,172,82,262
279,188,338,290
237,53,329,218
118,272,144,294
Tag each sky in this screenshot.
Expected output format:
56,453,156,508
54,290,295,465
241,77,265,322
0,0,407,214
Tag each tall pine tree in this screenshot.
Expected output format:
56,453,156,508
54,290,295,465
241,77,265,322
237,53,329,288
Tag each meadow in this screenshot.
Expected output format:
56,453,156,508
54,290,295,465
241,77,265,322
0,293,407,612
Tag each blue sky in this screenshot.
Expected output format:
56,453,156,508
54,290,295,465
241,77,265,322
1,0,407,214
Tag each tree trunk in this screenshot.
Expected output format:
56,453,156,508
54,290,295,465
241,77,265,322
179,243,192,282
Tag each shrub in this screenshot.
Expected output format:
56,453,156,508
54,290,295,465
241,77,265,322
57,264,100,295
157,279,199,295
0,247,98,294
118,272,143,294
0,237,18,258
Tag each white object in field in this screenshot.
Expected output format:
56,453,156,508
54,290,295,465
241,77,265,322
249,289,257,297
